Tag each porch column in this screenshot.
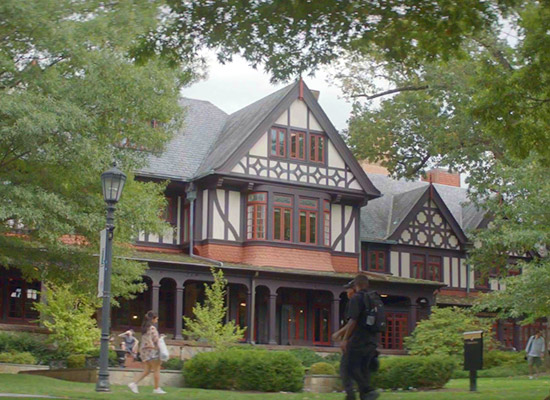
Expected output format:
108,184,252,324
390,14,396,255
151,284,160,315
246,290,254,344
174,287,184,340
408,303,418,334
331,297,340,346
268,293,278,345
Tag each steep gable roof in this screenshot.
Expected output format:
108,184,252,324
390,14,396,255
137,98,228,180
361,173,479,243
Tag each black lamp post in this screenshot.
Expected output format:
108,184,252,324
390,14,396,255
96,163,126,392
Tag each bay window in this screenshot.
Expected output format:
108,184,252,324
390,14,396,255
247,192,267,240
299,198,318,244
273,194,292,241
369,251,386,272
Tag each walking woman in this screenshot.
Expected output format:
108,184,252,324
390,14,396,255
128,311,166,394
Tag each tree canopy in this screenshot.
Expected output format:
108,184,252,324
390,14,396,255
0,0,198,300
138,0,514,82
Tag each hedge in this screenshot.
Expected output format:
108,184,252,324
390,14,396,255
288,348,324,367
66,354,86,368
308,362,336,375
0,351,37,365
163,358,184,370
374,355,456,390
0,332,60,364
183,348,304,392
484,350,525,369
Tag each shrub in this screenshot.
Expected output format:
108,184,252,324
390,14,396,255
374,355,456,390
288,348,324,367
484,350,525,368
183,348,304,392
0,351,37,365
66,354,86,368
0,332,57,364
163,357,184,370
452,363,530,379
308,362,336,375
323,353,341,365
404,307,496,358
87,348,119,367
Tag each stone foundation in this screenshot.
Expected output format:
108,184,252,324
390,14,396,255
0,363,49,374
303,375,341,393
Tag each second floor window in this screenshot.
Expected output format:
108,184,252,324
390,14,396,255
273,195,292,241
411,254,441,281
310,134,325,163
369,251,386,272
323,200,330,247
290,130,306,160
299,198,318,244
247,192,267,240
270,127,286,157
163,197,177,226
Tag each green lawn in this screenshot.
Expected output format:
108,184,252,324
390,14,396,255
0,374,549,400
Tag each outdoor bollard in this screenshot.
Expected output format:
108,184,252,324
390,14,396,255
463,330,483,392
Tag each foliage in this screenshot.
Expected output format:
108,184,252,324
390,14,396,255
404,307,495,358
142,0,514,82
452,363,530,379
0,0,199,302
0,351,37,365
33,284,99,355
183,348,304,392
484,350,525,369
183,268,245,349
308,362,336,376
86,348,118,367
66,354,86,369
162,357,184,370
0,332,59,364
288,348,325,368
374,355,456,390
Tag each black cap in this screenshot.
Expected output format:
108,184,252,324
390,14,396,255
343,280,354,289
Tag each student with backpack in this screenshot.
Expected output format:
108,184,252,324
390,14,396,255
335,274,385,400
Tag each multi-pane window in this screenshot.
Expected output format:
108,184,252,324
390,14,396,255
247,192,267,240
411,254,426,279
290,130,306,160
309,134,325,163
323,200,331,247
411,254,441,281
273,195,293,242
427,256,441,281
369,251,386,272
270,127,286,157
163,197,177,226
299,198,318,244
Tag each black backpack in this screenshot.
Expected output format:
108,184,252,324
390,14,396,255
362,291,387,333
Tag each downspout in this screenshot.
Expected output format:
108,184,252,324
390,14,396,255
186,185,223,267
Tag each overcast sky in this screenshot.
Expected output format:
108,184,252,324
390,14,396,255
181,54,353,132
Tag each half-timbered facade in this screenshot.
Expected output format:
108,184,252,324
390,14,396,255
2,80,534,352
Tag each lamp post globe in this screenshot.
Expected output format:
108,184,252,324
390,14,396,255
96,163,126,392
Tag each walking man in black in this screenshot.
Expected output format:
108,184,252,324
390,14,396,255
335,274,379,400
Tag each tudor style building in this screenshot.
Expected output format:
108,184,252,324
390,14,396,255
0,80,541,351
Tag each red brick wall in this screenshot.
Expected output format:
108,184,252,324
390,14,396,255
196,243,358,273
421,169,460,187
332,254,359,273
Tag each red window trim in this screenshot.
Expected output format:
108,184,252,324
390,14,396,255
312,304,331,345
323,200,331,247
247,192,267,240
411,254,425,279
290,130,306,160
369,251,386,272
411,254,442,281
270,127,286,158
299,210,317,245
273,206,292,242
309,134,325,163
427,256,442,282
381,312,408,350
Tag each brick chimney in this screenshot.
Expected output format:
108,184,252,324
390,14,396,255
422,168,460,187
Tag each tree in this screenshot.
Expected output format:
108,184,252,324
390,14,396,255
136,0,514,82
34,284,100,355
0,1,200,301
404,307,495,358
183,268,245,349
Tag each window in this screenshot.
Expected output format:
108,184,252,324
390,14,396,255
182,203,190,242
247,192,267,240
427,256,441,281
273,195,292,241
411,254,441,281
299,198,318,244
163,197,177,226
5,278,40,321
381,313,408,350
309,134,325,163
270,127,286,157
323,200,330,247
369,251,386,272
290,130,306,160
411,254,425,279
